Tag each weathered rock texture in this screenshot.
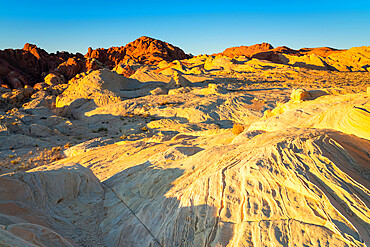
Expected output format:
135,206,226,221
0,39,369,247
56,69,143,108
100,128,369,246
0,163,105,246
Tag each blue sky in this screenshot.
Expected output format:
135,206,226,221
1,0,369,55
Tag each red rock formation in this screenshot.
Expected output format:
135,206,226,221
297,47,344,57
85,36,191,68
1,37,190,88
220,43,346,64
221,43,274,58
251,51,285,64
273,46,300,55
51,57,106,81
53,58,85,80
0,44,84,88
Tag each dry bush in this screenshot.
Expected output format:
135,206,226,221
232,123,245,135
0,146,65,174
158,101,169,106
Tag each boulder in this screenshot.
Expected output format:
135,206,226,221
290,89,327,102
1,88,34,108
44,73,65,86
33,82,48,90
167,71,191,88
113,63,135,77
150,87,168,95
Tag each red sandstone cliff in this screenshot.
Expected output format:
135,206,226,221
0,44,83,88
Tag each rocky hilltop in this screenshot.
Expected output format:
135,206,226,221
0,39,369,246
221,43,343,59
0,36,190,89
220,42,274,57
85,36,191,68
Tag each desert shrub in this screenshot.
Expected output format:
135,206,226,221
232,124,245,135
158,101,169,106
52,146,61,152
0,146,65,174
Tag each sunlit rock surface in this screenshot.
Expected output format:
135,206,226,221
0,40,369,246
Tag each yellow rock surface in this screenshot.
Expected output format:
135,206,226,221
1,45,370,246
56,69,142,108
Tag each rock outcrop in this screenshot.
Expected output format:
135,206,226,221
113,63,136,77
221,42,274,58
277,46,370,71
0,43,83,88
252,92,370,140
220,43,352,70
0,37,190,88
44,73,66,86
56,69,143,108
167,71,191,88
85,36,191,67
0,163,105,246
100,128,369,246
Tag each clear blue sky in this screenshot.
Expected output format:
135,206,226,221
1,0,369,55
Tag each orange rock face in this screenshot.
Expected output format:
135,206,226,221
297,47,345,57
85,36,191,68
221,43,274,58
220,43,346,64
